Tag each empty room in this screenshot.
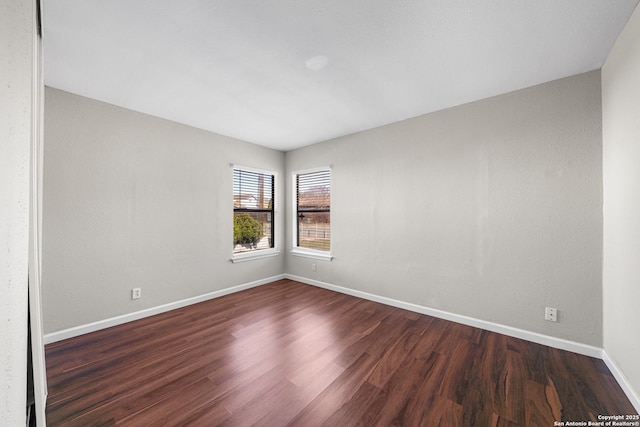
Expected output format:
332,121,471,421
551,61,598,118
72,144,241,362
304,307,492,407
3,0,640,425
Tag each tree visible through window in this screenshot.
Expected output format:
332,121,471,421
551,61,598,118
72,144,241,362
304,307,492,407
233,168,274,253
296,169,330,251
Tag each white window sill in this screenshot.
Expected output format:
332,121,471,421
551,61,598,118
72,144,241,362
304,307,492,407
291,248,333,261
231,248,280,263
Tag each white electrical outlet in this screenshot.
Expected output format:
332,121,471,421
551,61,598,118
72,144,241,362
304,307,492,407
312,263,317,272
545,307,557,322
132,288,141,300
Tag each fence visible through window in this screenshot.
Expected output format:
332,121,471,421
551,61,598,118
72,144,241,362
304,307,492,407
296,169,330,252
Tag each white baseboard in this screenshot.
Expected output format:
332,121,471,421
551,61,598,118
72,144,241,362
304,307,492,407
43,274,285,344
290,274,640,411
44,273,639,413
285,274,603,359
602,350,640,413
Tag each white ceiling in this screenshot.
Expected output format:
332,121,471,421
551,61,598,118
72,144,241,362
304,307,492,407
43,0,639,151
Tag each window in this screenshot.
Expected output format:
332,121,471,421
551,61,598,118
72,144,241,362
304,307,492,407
233,167,276,260
293,168,331,259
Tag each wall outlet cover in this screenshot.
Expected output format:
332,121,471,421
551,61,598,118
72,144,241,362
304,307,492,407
545,307,557,322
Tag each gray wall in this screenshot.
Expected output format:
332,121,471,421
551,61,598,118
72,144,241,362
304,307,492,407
602,3,640,406
286,71,603,346
44,71,607,349
43,87,285,334
1,0,34,423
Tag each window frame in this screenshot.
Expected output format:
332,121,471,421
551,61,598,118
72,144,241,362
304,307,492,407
231,164,279,263
291,166,333,261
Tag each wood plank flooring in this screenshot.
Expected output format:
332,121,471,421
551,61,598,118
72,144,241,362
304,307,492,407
45,279,637,426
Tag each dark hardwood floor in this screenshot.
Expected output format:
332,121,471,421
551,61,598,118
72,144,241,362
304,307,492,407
46,279,637,426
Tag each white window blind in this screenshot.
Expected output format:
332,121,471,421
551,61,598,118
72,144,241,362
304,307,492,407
296,169,330,252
